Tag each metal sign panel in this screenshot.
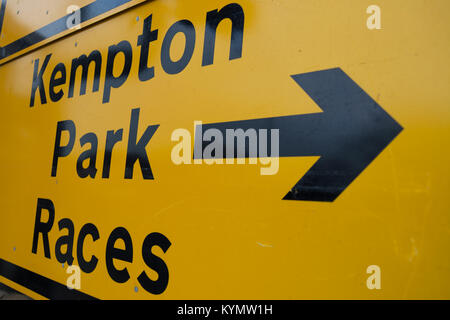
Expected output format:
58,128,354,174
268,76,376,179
0,0,449,299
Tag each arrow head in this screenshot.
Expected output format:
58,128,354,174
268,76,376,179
284,68,403,201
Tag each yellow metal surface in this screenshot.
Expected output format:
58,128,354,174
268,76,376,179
0,0,93,46
0,0,450,299
0,0,147,64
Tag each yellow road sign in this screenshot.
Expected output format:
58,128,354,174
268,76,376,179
0,0,449,299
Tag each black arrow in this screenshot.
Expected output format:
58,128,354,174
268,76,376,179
194,68,403,202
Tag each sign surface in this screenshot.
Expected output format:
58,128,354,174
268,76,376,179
0,0,147,63
0,0,449,299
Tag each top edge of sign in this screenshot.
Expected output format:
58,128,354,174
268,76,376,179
0,0,148,65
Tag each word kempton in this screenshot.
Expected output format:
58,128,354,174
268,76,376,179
29,2,244,107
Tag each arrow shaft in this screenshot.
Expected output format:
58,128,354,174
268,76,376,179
195,113,327,159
